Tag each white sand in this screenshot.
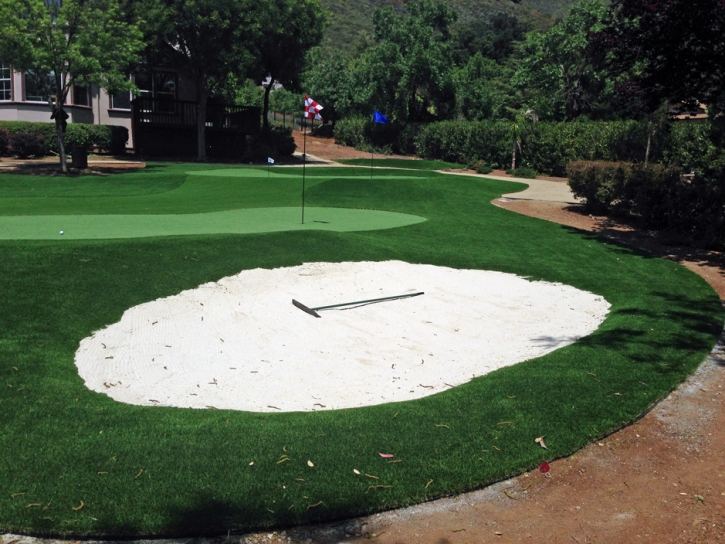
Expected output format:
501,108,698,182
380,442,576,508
74,261,610,412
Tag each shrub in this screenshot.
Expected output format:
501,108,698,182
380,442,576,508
506,167,537,179
244,123,296,162
0,121,129,155
0,128,8,157
566,161,629,214
469,160,492,174
9,133,48,158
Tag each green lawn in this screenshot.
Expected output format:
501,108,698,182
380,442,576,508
336,158,466,170
0,162,721,537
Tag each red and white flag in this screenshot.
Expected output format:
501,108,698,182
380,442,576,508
304,95,324,120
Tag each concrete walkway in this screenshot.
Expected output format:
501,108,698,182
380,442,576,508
442,170,580,204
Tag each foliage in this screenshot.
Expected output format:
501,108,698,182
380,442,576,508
141,0,258,160
0,0,143,171
350,0,458,123
593,0,725,115
413,119,669,176
0,121,128,156
333,117,418,155
301,48,354,124
512,0,611,121
249,0,326,133
0,128,8,156
453,53,506,120
8,133,47,158
567,160,725,247
269,88,304,115
245,122,296,161
451,12,528,65
506,167,537,178
469,159,493,174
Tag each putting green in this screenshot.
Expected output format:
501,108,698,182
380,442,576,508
0,207,426,240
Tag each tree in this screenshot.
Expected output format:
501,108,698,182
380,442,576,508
451,13,528,65
143,0,257,160
250,0,326,134
508,108,535,170
453,53,506,120
301,48,354,127
352,0,458,123
0,0,144,173
596,0,725,110
512,0,610,121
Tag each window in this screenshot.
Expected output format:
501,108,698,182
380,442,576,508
0,61,11,101
110,89,131,110
135,70,177,111
24,70,57,102
73,84,89,106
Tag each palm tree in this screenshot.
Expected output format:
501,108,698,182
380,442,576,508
508,108,537,170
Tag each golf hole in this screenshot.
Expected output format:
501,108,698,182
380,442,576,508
75,261,610,412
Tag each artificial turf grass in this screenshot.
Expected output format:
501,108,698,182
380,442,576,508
336,158,466,170
0,163,433,216
0,207,426,239
0,165,722,536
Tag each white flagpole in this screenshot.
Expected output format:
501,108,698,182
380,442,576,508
302,114,306,224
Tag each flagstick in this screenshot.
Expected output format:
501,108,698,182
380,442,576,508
302,115,306,224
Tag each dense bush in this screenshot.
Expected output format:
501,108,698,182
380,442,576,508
567,160,725,247
468,159,492,174
413,119,661,176
244,123,296,162
0,128,8,157
334,117,419,155
506,167,537,179
0,121,129,156
9,133,48,158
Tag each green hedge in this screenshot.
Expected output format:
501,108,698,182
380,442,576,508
334,117,419,155
413,119,660,176
336,118,723,177
0,121,129,156
567,160,725,247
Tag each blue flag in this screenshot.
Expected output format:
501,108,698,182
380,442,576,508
373,111,388,124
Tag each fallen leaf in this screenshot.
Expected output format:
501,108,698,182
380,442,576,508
539,461,550,473
365,474,379,479
435,423,450,428
307,460,314,467
306,501,323,510
26,503,41,508
134,469,144,479
535,436,548,449
495,531,503,536
425,479,433,488
72,501,84,511
451,528,466,532
378,452,394,458
697,495,705,503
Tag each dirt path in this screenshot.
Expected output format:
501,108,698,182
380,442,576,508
3,143,725,544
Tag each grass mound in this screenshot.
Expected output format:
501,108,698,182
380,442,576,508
336,158,465,170
0,162,721,537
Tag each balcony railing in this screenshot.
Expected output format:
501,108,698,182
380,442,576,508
132,97,260,133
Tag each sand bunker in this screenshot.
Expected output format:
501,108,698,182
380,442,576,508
75,261,610,412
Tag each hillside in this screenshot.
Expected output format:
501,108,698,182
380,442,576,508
321,0,579,51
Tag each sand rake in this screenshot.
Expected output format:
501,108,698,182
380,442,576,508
293,291,424,318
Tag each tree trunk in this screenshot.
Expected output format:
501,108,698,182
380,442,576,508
512,139,517,170
197,87,209,161
262,76,274,135
56,114,68,174
644,118,653,166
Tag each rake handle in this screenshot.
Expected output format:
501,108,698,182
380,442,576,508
312,291,424,311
